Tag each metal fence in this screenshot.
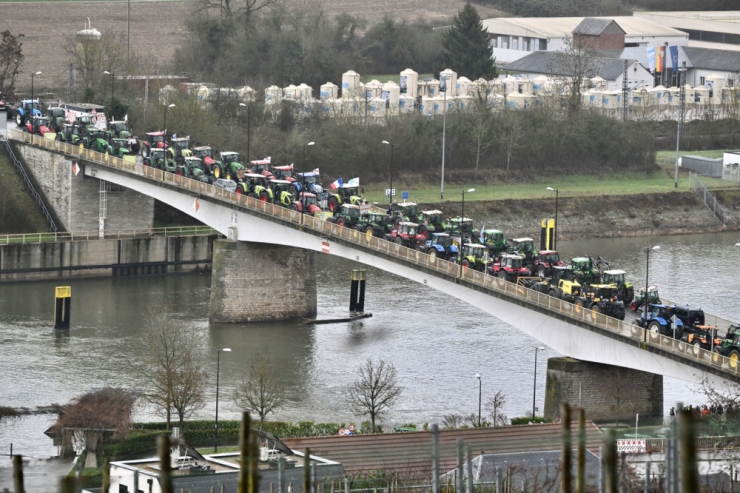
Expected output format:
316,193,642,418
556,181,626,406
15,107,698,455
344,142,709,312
0,226,219,246
689,172,728,224
722,164,740,184
11,129,740,380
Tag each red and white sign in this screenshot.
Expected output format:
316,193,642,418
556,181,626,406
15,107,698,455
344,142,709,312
338,428,346,436
617,439,646,453
348,424,355,432
193,198,200,213
72,163,80,176
321,241,330,254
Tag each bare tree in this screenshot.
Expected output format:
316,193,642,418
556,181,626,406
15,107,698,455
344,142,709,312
486,390,508,426
0,30,24,97
441,413,464,429
62,31,125,102
233,351,285,429
497,108,525,174
196,0,281,21
548,36,601,114
348,358,403,431
464,92,495,172
132,308,209,433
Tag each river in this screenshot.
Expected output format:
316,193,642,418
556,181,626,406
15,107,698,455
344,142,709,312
1,230,739,476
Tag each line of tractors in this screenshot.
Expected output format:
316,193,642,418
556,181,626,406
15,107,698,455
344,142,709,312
13,101,740,362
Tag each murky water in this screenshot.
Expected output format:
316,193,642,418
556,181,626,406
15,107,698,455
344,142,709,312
1,230,739,480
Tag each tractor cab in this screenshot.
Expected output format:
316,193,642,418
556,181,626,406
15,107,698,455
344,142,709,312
144,132,166,152
501,254,523,270
269,179,295,206
571,257,600,285
421,210,444,225
584,284,616,302
480,229,505,248
146,148,173,169
249,157,272,176
169,137,192,158
602,269,635,303
491,253,530,280
271,165,296,181
296,171,324,194
47,107,66,131
449,217,474,239
110,138,131,156
27,116,51,135
244,173,270,189
338,185,362,202
14,100,41,125
533,249,563,278
329,204,362,228
602,270,626,285
550,266,576,283
631,286,660,312
182,156,209,181
107,120,129,137
221,152,241,166
75,115,94,128
460,244,490,271
298,192,321,215
431,233,454,250
507,237,537,261
193,146,215,166
536,266,581,302
391,202,419,221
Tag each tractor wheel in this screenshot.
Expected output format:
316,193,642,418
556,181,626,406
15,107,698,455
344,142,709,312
16,113,23,126
575,298,585,307
328,197,339,212
537,265,546,279
591,304,601,314
337,218,345,227
141,146,149,158
226,172,233,181
428,249,437,258
625,287,634,304
525,263,535,275
548,289,557,297
212,164,222,179
462,259,470,268
730,349,740,362
498,271,507,280
630,302,638,312
55,133,62,141
649,321,663,336
365,226,376,237
235,187,243,195
143,158,150,167
394,237,403,246
419,225,430,240
289,204,299,211
615,307,626,321
673,326,684,340
248,193,258,199
259,191,269,202
176,169,183,176
290,184,299,196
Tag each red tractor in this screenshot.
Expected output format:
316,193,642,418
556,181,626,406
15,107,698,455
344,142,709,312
296,192,322,216
386,222,427,248
271,164,296,182
249,157,274,178
140,131,166,158
25,116,52,136
490,254,532,282
533,250,564,279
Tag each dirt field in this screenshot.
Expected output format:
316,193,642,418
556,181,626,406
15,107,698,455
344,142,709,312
1,0,503,94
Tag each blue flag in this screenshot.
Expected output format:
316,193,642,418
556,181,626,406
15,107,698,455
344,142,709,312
670,46,679,73
646,46,656,73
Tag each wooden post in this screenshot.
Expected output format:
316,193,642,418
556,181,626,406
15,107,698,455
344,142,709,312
54,286,72,329
102,458,110,493
239,412,251,493
304,449,312,493
680,409,699,493
158,435,173,493
13,455,24,493
604,430,617,493
561,404,572,493
60,476,76,493
577,409,585,493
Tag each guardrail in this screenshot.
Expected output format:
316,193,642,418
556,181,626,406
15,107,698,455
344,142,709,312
689,171,728,224
11,128,740,380
645,435,740,453
0,226,220,245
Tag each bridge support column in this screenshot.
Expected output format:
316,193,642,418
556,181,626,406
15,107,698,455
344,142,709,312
544,357,663,422
209,240,317,323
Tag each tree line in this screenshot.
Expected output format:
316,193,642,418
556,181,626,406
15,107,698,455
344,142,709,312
473,0,735,16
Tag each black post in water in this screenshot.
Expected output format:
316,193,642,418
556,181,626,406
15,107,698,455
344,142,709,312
349,270,366,313
54,286,71,329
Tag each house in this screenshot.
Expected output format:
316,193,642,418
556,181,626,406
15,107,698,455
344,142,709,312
482,16,689,64
634,11,740,52
572,18,626,50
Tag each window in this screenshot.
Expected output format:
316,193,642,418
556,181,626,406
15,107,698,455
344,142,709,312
539,39,547,51
522,37,530,51
512,37,518,50
700,76,706,86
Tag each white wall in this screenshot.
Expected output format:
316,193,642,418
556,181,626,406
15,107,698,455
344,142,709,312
624,35,689,47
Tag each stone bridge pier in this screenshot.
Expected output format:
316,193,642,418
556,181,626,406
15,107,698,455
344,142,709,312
544,357,664,422
209,239,317,323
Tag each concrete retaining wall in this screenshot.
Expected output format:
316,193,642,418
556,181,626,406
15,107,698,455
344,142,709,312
544,357,663,422
0,235,216,282
13,141,155,232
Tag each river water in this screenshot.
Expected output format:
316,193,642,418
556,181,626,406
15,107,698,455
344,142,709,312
1,231,739,472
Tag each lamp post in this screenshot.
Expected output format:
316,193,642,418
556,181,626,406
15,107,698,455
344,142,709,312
532,346,545,422
440,74,449,199
546,187,559,250
163,103,175,155
459,188,475,276
214,347,232,452
239,102,251,162
643,246,661,341
103,70,115,121
302,141,315,217
674,62,687,189
382,140,394,205
476,373,481,427
30,71,42,121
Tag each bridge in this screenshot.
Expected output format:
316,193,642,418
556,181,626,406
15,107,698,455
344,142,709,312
6,129,740,396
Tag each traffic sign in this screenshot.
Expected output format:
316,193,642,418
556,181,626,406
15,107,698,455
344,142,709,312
385,188,396,197
402,191,409,200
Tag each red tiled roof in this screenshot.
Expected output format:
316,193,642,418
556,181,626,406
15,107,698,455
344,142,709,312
283,422,603,478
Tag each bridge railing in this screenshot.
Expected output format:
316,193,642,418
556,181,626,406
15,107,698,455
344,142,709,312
0,226,219,245
12,128,740,378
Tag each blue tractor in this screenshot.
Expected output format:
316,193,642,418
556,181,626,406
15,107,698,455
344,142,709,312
418,233,459,260
633,304,684,340
296,171,328,205
13,100,42,127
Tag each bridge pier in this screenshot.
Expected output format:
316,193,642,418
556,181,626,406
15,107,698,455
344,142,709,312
544,357,663,422
209,239,317,323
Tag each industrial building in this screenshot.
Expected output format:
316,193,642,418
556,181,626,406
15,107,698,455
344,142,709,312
634,11,740,52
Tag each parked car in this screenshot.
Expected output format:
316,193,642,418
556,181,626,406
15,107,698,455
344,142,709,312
213,178,237,193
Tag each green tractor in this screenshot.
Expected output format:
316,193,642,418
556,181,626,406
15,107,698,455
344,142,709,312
417,210,451,239
571,257,600,286
327,204,363,228
270,179,296,208
47,107,66,133
83,129,112,154
241,173,274,201
630,286,660,312
506,237,538,272
457,243,490,272
143,148,177,173
106,120,140,153
168,136,193,165
213,152,244,182
480,229,506,258
389,202,419,227
601,269,634,303
179,157,212,183
356,212,394,238
56,123,83,145
448,217,475,244
576,284,626,320
327,185,363,212
109,138,132,158
716,325,740,361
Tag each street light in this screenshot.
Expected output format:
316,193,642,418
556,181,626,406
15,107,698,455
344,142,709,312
546,187,559,250
476,373,481,427
459,188,475,276
643,246,661,341
302,141,315,218
674,62,687,189
239,102,251,162
163,103,175,155
532,346,545,422
382,140,394,205
103,70,115,121
214,347,232,452
30,71,42,122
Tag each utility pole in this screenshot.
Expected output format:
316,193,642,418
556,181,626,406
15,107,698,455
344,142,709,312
622,59,628,123
675,62,687,189
440,74,448,199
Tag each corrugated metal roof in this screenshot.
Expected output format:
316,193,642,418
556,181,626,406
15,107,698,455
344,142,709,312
282,422,603,478
573,18,622,36
482,16,688,39
503,51,632,81
683,46,740,71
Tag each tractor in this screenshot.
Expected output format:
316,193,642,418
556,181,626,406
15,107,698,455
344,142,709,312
328,185,364,213
533,250,564,279
716,325,740,361
575,284,625,320
448,217,475,244
109,138,132,158
386,221,426,248
457,243,490,272
56,123,83,145
47,107,66,133
389,202,419,228
417,210,451,239
327,204,362,229
479,229,506,258
356,212,394,238
270,179,296,208
168,137,193,165
630,286,660,312
271,165,297,185
24,116,52,136
296,192,322,216
249,157,273,177
140,131,166,158
242,173,273,201
506,238,538,272
296,171,328,207
632,304,684,340
601,269,634,303
490,253,530,282
529,266,581,303
418,233,459,260
143,148,177,173
83,130,112,154
571,257,601,286
685,325,721,352
218,152,245,182
181,156,212,183
106,121,140,153
13,100,41,126
193,146,216,169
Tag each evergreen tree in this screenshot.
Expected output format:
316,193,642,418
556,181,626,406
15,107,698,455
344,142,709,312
437,2,497,80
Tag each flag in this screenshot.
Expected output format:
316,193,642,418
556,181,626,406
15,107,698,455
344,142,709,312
480,224,486,243
330,178,343,189
440,75,447,93
346,177,359,186
251,157,271,165
312,168,320,174
172,133,177,139
287,163,294,170
670,45,679,73
656,46,664,73
646,46,656,73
